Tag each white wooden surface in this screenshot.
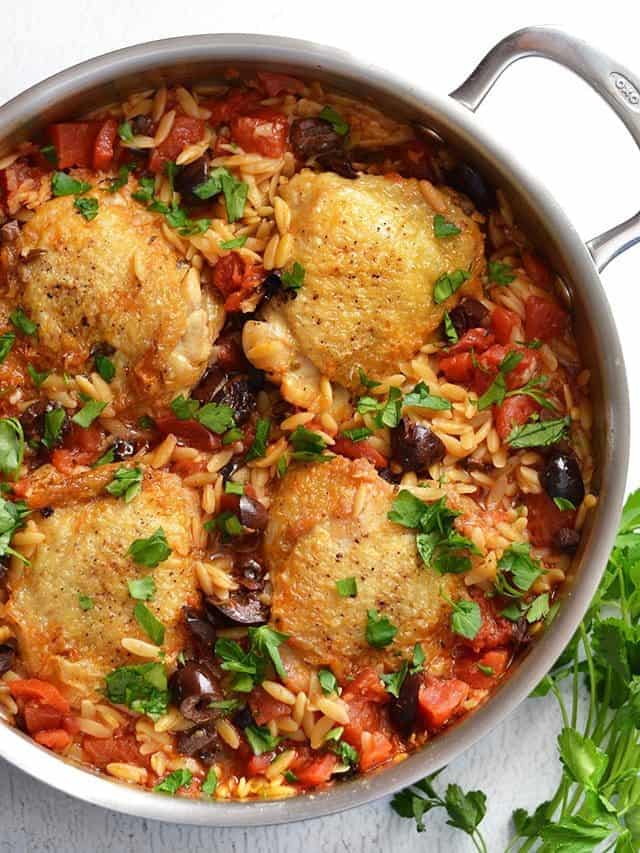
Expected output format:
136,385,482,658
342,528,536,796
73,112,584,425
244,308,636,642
1,2,639,850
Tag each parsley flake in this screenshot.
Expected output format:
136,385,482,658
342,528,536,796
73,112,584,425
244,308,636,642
127,527,172,568
365,609,398,648
433,269,470,304
433,214,461,238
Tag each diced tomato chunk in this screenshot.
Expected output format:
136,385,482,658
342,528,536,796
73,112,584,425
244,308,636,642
155,416,221,452
9,679,70,714
521,250,553,289
291,752,337,787
494,395,540,441
35,729,72,752
491,306,519,345
231,108,288,158
213,252,265,311
332,436,387,469
473,345,538,395
524,295,568,342
93,118,118,171
149,116,204,173
417,676,469,729
439,352,474,384
463,592,516,654
342,668,390,747
256,71,306,97
342,669,388,705
23,701,63,734
359,731,394,771
524,491,576,547
246,752,274,776
205,90,262,125
447,328,494,355
48,122,100,169
248,686,291,725
454,648,510,689
0,160,46,214
83,733,142,768
52,423,103,471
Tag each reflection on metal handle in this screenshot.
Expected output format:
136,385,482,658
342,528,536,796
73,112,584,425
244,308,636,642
450,26,640,272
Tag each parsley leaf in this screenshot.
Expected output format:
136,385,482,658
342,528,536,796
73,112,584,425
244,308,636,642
220,235,247,250
245,724,282,755
94,353,115,382
488,260,516,285
201,767,218,796
340,427,372,442
74,197,99,221
170,395,200,420
477,350,523,411
154,769,192,795
42,407,66,450
247,625,289,680
246,418,271,461
0,495,29,562
104,662,168,717
27,364,50,388
318,669,338,694
195,403,235,434
106,466,142,503
433,214,461,238
411,643,426,673
443,312,459,344
127,527,172,568
118,121,134,142
128,575,156,601
441,590,481,639
9,308,37,336
105,163,136,193
358,368,381,389
507,416,570,448
0,332,15,364
289,425,331,463
134,601,165,645
403,381,452,412
336,576,357,598
496,543,543,595
318,106,349,135
0,418,24,479
51,171,90,197
282,261,305,290
381,661,408,698
71,399,107,428
365,609,397,648
78,594,94,611
433,269,470,304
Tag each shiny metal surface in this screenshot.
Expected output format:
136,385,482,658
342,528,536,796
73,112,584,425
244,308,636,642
0,27,631,826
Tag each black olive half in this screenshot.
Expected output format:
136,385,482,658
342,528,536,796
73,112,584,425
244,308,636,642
177,723,220,757
0,639,16,677
447,298,490,339
542,451,585,508
290,117,343,160
206,589,269,626
213,377,256,426
389,672,422,735
182,606,217,646
390,418,445,474
446,162,495,213
174,156,209,204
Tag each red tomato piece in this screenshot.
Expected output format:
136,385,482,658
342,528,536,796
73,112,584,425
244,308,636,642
291,752,337,787
23,701,64,734
463,592,515,654
231,108,288,158
524,295,568,342
83,733,142,768
454,648,510,690
53,423,104,471
417,676,469,729
342,668,389,705
359,732,394,772
342,668,390,747
93,118,119,171
447,328,495,355
149,116,205,173
34,729,72,752
246,752,274,776
521,250,553,289
155,416,221,452
205,90,262,125
48,122,99,169
256,71,306,97
524,491,576,548
248,686,291,725
474,345,538,394
439,352,475,384
332,436,387,469
494,395,540,441
213,253,265,311
491,306,519,345
9,679,70,714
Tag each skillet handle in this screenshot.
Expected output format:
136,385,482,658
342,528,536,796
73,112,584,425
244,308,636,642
450,26,640,272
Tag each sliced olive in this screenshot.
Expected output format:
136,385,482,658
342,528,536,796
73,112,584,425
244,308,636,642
0,639,16,677
111,438,137,461
176,723,220,757
542,451,585,508
174,156,209,203
553,527,581,553
236,556,266,591
447,298,490,339
213,376,256,425
391,418,445,473
170,660,219,705
130,115,154,136
389,672,422,735
290,117,343,160
446,163,495,213
206,589,269,626
238,494,268,530
316,150,357,179
232,705,255,730
183,607,217,646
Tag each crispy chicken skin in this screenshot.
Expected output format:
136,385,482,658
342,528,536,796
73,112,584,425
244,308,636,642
13,191,224,411
4,468,201,704
243,172,483,409
264,456,466,677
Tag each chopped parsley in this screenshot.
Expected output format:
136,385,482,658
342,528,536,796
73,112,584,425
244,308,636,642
117,121,134,142
196,403,235,434
507,416,570,448
154,769,192,795
170,395,200,420
134,601,165,645
433,215,461,238
477,350,523,410
443,312,459,344
0,332,15,364
127,527,172,568
105,163,136,193
554,497,576,511
336,576,358,598
332,740,359,767
365,609,398,648
193,167,248,222
0,495,29,562
0,418,25,479
78,594,94,611
245,724,282,755
289,425,331,463
201,767,218,796
381,661,408,698
128,575,156,601
206,511,244,538
220,234,248,250
40,144,57,165
214,626,289,693
340,427,373,442
433,269,470,304
74,196,99,221
51,171,90,197
246,417,271,461
106,466,142,503
358,368,381,389
318,105,350,135
104,661,168,718
224,480,244,496
441,590,482,640
42,407,66,450
72,399,107,428
403,381,452,412
9,308,37,336
488,260,516,285
318,669,338,695
94,353,115,382
281,261,305,290
27,364,50,388
411,643,426,673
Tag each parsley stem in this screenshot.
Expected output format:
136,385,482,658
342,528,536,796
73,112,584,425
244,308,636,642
580,623,598,737
616,558,630,625
570,646,579,730
549,680,570,729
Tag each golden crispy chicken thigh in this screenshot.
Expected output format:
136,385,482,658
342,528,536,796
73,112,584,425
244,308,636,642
4,468,201,704
243,172,483,409
14,190,224,411
264,456,467,677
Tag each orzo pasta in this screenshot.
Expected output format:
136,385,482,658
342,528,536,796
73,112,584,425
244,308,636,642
0,68,593,801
